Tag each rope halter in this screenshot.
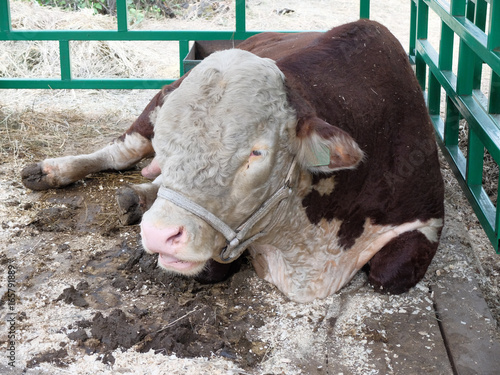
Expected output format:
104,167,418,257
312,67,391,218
156,159,297,264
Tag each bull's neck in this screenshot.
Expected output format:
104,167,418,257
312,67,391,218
258,170,318,250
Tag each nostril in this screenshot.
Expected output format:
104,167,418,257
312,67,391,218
166,227,185,246
140,223,187,254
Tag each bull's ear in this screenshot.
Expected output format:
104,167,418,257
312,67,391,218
294,116,364,173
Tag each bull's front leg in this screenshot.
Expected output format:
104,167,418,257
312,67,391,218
21,89,167,191
21,132,154,190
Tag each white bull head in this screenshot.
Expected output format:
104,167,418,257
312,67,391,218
140,49,363,279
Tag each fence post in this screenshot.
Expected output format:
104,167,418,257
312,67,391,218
490,72,500,114
457,40,475,95
59,40,71,81
466,0,485,90
409,0,417,62
428,72,441,117
179,40,189,76
450,0,466,16
360,0,370,19
116,0,128,32
467,127,484,187
415,0,429,89
0,0,11,33
439,21,453,70
487,0,499,52
444,96,460,148
235,0,246,34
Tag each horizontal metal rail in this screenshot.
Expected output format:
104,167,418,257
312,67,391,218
412,0,500,252
1,29,260,41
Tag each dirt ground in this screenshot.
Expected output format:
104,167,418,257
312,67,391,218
1,1,500,374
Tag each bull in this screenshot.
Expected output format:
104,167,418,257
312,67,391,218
21,20,444,302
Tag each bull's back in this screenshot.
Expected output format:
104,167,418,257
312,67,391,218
238,31,322,61
269,20,444,244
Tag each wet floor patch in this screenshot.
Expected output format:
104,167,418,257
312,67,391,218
59,243,271,369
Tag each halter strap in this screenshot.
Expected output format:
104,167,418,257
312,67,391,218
156,159,297,263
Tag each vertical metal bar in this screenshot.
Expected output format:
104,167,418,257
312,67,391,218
235,0,246,34
471,0,488,90
456,39,474,95
468,0,487,90
0,0,11,33
496,175,500,250
489,71,500,114
416,0,428,40
444,96,459,147
415,0,429,89
465,0,475,22
466,0,486,90
415,53,427,90
179,40,189,77
439,21,454,70
428,71,441,116
59,40,71,81
450,0,466,16
409,0,417,59
472,0,488,90
466,127,484,186
360,0,370,19
474,0,488,31
488,0,500,52
116,0,128,32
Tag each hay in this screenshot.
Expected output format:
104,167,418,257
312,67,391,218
0,105,123,163
1,1,179,80
0,0,243,149
0,0,245,82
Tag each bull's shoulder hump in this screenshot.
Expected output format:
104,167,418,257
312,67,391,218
240,32,323,61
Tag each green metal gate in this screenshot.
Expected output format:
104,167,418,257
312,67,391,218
1,0,500,253
0,0,261,89
0,0,371,89
410,0,500,252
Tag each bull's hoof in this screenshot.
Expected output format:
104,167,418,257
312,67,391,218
21,163,56,191
116,186,143,225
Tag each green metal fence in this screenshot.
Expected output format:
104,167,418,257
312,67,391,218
0,0,371,89
411,0,500,252
0,0,262,89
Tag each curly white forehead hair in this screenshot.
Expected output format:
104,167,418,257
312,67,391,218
151,49,297,193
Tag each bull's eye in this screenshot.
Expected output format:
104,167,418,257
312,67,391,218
251,150,262,157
